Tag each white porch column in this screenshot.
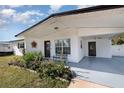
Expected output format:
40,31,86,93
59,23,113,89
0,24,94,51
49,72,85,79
68,36,81,63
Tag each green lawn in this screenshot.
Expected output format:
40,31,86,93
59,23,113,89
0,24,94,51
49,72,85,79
0,56,69,88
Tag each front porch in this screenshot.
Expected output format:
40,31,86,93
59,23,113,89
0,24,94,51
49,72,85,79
68,56,124,75
68,56,124,87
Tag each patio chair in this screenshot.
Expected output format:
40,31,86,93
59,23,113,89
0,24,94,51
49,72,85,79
53,54,68,64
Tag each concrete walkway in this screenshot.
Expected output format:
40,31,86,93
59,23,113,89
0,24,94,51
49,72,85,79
69,78,108,88
71,67,124,88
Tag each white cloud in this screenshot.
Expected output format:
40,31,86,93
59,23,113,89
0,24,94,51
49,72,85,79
13,10,44,23
76,5,94,9
23,11,44,16
8,5,23,8
0,8,44,24
0,9,16,17
0,19,8,28
48,5,63,14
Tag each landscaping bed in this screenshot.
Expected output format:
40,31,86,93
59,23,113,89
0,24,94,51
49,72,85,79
0,52,73,88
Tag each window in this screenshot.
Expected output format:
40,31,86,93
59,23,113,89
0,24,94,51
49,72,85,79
18,42,24,48
55,39,70,55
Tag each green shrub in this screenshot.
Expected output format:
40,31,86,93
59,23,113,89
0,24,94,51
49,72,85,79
23,52,33,62
117,38,124,45
33,52,43,61
26,61,42,70
23,52,43,62
38,61,73,81
9,52,43,69
23,52,43,69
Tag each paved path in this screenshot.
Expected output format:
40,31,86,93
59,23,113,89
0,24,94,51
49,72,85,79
71,67,124,87
68,78,108,88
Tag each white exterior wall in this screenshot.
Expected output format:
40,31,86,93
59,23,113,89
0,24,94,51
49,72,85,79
83,37,112,58
25,29,82,62
96,38,112,58
13,45,23,56
11,41,24,56
25,38,42,52
112,45,124,56
25,35,112,63
25,30,112,63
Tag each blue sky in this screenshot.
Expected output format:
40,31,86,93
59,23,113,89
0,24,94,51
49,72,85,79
0,5,91,41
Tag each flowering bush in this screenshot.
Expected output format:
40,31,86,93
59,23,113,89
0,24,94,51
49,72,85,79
38,61,73,81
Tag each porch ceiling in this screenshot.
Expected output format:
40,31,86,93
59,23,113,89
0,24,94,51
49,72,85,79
81,33,115,38
80,33,124,39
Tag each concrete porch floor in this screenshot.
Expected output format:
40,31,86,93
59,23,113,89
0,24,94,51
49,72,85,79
68,56,124,75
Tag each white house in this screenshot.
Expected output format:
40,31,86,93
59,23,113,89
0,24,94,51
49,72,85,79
16,5,124,63
0,41,13,53
0,39,25,56
9,39,25,56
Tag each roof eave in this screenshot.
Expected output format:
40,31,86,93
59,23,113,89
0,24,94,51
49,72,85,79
15,15,54,37
15,5,124,37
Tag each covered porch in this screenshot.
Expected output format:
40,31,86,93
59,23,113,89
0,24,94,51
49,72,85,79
68,56,124,75
68,56,124,87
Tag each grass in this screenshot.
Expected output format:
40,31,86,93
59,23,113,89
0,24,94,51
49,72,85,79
0,56,69,88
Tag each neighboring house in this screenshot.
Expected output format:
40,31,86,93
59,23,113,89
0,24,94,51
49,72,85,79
9,39,25,56
0,39,25,56
16,5,124,62
0,41,13,56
